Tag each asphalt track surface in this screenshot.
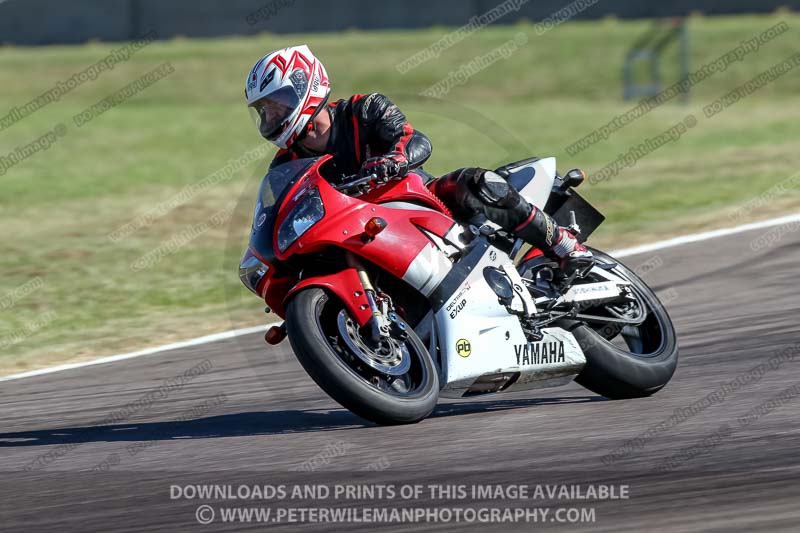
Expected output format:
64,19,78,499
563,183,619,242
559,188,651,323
2,223,800,532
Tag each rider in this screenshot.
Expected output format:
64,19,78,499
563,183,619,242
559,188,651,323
245,45,593,275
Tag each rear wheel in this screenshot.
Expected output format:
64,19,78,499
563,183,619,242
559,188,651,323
567,249,679,399
285,288,439,425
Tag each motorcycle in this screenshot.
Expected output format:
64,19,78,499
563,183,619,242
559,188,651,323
239,154,678,424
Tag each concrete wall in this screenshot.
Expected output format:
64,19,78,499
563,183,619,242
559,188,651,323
1,0,798,46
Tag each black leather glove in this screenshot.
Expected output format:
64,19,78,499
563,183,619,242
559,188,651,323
358,152,409,182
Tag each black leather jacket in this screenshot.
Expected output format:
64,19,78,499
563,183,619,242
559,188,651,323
269,93,431,182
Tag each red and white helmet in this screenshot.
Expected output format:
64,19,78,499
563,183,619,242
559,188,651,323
245,45,330,149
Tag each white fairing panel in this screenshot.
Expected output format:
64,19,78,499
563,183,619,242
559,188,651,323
515,157,557,209
435,243,586,398
402,242,453,297
435,246,527,394
501,327,586,393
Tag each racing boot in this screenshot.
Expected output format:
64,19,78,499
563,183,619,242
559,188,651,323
514,205,594,279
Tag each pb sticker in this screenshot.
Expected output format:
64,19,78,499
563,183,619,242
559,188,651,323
456,339,471,358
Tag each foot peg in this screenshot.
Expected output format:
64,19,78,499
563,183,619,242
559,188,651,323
561,250,595,279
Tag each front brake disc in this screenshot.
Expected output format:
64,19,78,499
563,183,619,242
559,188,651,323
336,310,411,376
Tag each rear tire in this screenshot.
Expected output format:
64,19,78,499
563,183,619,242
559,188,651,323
285,288,439,425
570,249,679,399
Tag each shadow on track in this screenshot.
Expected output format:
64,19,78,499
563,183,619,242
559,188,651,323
0,395,602,447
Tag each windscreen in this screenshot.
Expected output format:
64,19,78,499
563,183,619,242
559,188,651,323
250,157,320,261
259,157,319,210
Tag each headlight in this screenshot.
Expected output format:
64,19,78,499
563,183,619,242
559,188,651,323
239,248,270,295
277,187,325,252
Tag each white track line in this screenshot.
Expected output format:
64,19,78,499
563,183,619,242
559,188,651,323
2,212,798,383
0,324,276,383
610,212,800,258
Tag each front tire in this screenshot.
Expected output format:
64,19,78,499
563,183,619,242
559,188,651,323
285,288,439,425
570,248,679,399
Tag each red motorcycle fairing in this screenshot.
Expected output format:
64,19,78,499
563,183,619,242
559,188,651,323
264,156,455,327
357,172,453,216
283,268,373,325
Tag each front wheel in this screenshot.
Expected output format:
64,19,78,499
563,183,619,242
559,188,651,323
567,248,679,399
285,288,439,425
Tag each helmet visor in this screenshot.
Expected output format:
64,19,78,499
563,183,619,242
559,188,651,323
248,69,310,141
249,87,298,140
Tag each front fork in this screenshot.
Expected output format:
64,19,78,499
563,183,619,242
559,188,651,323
346,252,397,346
